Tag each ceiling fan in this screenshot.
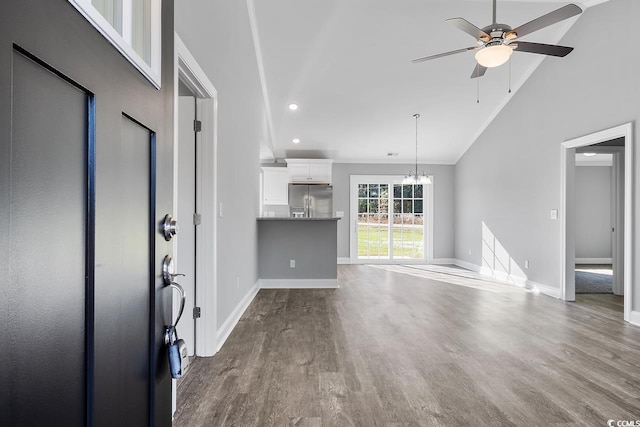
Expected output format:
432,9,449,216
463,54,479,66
412,0,582,78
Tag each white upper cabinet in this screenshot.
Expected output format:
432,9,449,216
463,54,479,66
285,159,333,184
261,167,289,205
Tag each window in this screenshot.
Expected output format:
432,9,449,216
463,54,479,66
351,175,433,263
68,0,161,88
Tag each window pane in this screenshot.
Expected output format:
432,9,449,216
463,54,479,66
358,199,367,213
358,184,367,198
92,0,123,34
414,184,423,199
368,184,379,198
414,199,423,214
393,200,401,213
380,184,388,197
402,185,413,198
403,200,413,213
132,0,152,63
394,184,401,198
380,196,389,214
368,199,379,213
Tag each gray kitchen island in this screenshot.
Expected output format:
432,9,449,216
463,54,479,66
257,217,340,288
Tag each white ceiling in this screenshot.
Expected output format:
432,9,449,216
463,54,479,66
252,0,598,164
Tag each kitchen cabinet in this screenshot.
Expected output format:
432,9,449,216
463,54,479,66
285,159,333,183
262,167,289,205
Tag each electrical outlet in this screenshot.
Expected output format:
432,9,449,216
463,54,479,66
290,259,295,268
468,249,472,255
219,202,223,218
550,209,558,220
236,277,240,289
524,260,529,269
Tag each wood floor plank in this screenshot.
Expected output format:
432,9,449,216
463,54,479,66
174,265,640,426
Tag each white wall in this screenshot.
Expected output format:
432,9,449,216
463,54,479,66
575,166,611,260
175,1,268,326
454,0,640,311
332,163,455,260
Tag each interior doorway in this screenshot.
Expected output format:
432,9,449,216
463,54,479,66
574,148,619,296
561,123,634,323
173,34,219,414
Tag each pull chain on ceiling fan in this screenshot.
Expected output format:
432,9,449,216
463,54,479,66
412,0,582,78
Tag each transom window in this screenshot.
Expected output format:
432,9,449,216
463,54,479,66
68,0,161,88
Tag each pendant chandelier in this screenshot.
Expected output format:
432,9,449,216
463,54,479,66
402,113,432,185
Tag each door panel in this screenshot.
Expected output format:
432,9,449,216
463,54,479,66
1,1,175,426
94,115,152,426
177,96,196,356
6,49,88,427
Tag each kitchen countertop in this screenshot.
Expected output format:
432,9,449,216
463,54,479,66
257,217,341,221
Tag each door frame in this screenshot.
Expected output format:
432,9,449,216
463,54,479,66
174,34,218,356
349,174,434,264
560,122,634,324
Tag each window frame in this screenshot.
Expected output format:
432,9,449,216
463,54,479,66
68,0,162,88
350,175,434,264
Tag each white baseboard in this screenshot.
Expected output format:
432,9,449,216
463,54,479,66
259,278,338,289
524,280,562,299
432,258,456,264
629,311,640,327
454,259,481,273
576,258,612,264
337,257,351,265
216,280,259,353
453,259,561,299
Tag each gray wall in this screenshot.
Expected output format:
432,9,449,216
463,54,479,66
258,220,338,279
332,163,455,260
454,0,640,310
175,2,268,326
575,166,612,260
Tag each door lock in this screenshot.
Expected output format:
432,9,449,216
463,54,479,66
162,214,178,241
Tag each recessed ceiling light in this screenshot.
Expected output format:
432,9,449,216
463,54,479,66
288,103,299,111
292,138,301,144
582,152,597,157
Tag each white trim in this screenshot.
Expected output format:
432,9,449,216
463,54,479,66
67,0,161,88
575,258,612,265
349,175,434,264
216,281,260,352
630,311,640,327
432,258,456,265
337,257,351,265
452,259,561,299
246,0,276,159
259,279,338,289
174,34,219,357
561,123,634,323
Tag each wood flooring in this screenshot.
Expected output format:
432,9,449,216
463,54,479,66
173,265,640,426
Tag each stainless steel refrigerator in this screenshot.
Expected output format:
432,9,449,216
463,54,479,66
289,184,333,218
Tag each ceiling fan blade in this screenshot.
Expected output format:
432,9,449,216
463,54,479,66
512,41,574,57
446,17,491,42
470,64,487,79
507,4,582,40
412,46,479,63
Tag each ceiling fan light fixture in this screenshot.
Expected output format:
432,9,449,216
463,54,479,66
474,44,513,68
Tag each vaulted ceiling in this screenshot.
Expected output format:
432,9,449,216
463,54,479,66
252,0,602,164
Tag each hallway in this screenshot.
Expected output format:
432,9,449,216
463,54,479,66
174,265,640,426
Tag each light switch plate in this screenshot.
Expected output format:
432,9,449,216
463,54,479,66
336,211,344,218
